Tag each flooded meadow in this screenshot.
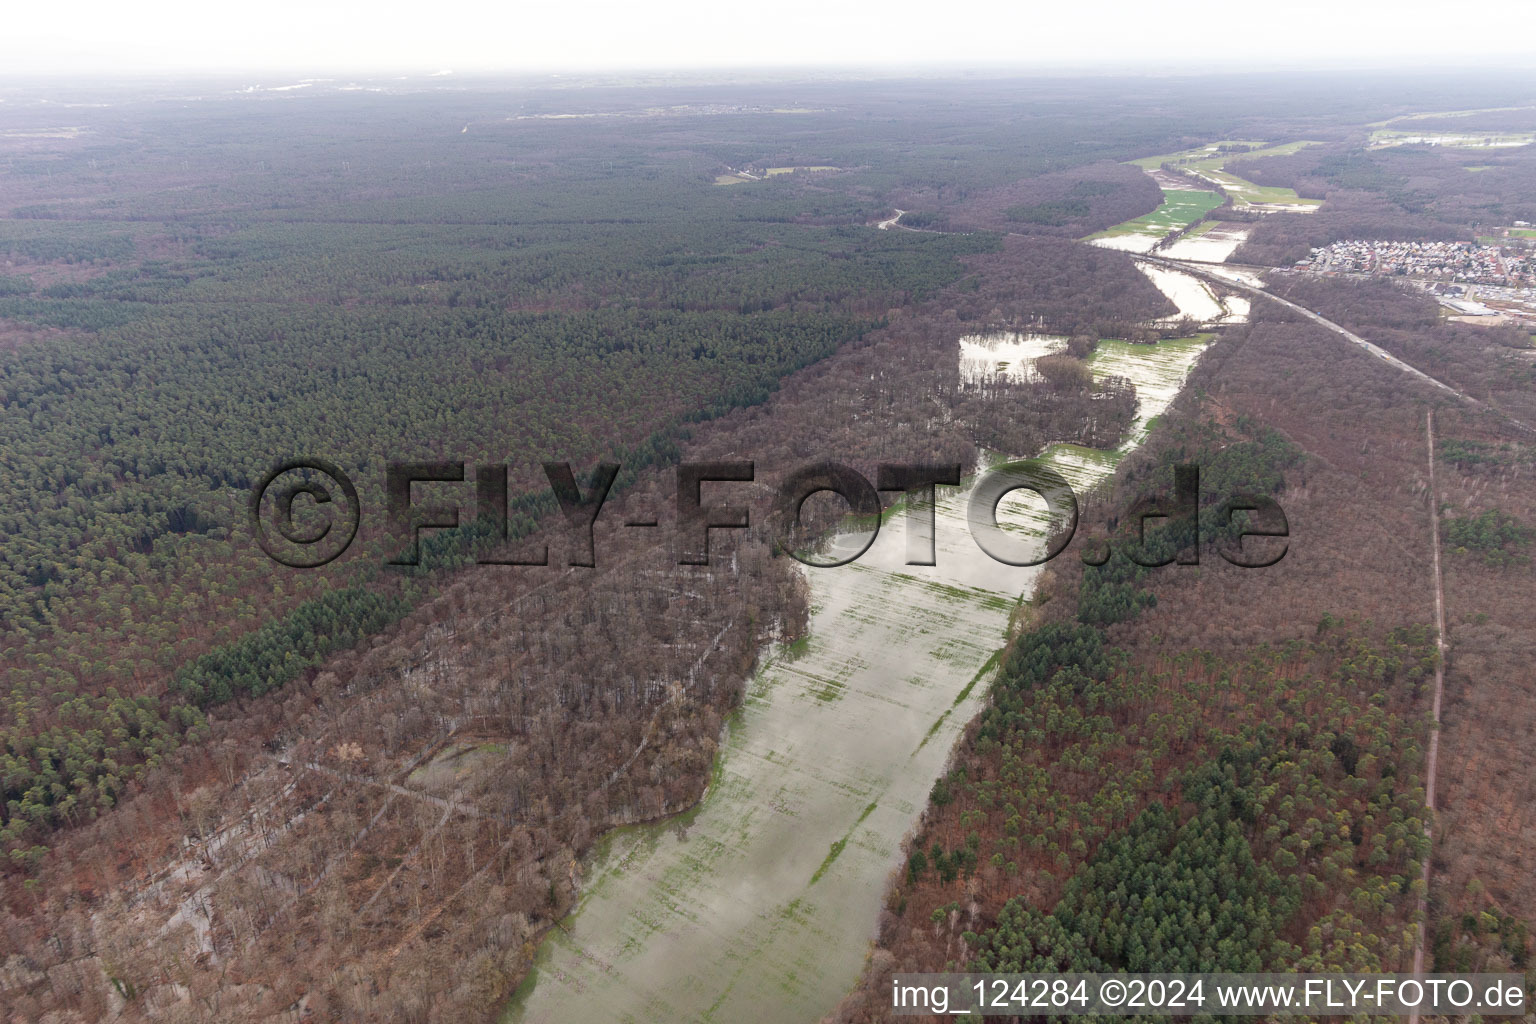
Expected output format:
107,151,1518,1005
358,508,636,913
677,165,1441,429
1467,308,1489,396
504,326,1213,1024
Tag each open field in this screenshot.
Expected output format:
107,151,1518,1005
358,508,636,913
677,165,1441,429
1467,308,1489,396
1368,104,1536,127
1369,129,1536,149
1084,188,1222,246
1159,221,1253,263
1201,168,1321,206
717,165,842,183
1130,139,1315,169
504,333,1212,1024
1132,140,1324,208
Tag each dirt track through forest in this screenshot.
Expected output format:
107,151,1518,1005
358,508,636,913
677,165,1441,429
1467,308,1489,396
1409,409,1449,1024
1138,248,1468,1003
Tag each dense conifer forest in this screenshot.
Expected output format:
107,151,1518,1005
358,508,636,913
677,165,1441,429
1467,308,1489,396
4,71,1536,1022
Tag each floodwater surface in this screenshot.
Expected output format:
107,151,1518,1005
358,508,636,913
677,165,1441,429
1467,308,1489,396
1159,223,1252,263
1135,263,1230,323
958,331,1066,384
503,333,1213,1024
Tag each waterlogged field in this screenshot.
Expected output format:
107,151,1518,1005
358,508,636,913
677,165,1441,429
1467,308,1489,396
1085,336,1211,448
505,484,1040,1024
1369,129,1536,149
1368,104,1536,127
1134,262,1245,324
503,333,1213,1024
1092,141,1315,260
1085,188,1223,250
1130,140,1323,210
1158,220,1253,263
958,331,1065,384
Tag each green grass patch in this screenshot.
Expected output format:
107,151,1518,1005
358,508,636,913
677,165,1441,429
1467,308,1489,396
808,801,879,885
888,573,1014,611
952,647,1003,709
1130,139,1315,170
808,838,847,885
781,634,812,661
1085,189,1222,241
1202,170,1323,206
1129,140,1323,208
915,645,1008,753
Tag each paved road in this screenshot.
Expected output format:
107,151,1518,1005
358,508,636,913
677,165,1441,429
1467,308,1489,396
1136,254,1536,438
1134,253,1466,396
1139,254,1488,1001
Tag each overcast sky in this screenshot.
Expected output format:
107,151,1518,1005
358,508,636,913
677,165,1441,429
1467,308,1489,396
4,0,1534,77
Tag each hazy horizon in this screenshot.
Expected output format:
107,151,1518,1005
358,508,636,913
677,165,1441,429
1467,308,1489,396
6,0,1535,78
